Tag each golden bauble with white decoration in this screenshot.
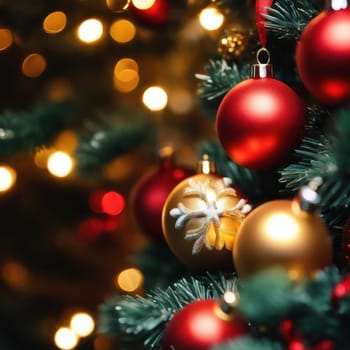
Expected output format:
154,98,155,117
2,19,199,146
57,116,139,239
233,179,333,281
161,155,251,270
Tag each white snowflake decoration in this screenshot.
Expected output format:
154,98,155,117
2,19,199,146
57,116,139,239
169,177,251,255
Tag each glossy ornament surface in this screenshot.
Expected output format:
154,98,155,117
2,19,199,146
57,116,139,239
296,6,350,105
131,148,193,241
233,185,332,280
162,156,251,270
216,58,306,170
162,298,249,350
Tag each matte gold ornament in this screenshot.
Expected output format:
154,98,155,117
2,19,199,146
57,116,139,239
162,155,251,270
233,180,333,280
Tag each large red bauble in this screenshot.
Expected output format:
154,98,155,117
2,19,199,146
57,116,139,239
128,0,170,27
216,77,306,170
296,7,350,105
131,152,193,241
162,299,249,350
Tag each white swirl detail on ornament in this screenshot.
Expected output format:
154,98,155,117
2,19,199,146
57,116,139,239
169,177,251,255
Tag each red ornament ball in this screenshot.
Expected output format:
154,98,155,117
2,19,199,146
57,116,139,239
216,74,306,170
128,0,170,27
131,150,193,241
296,7,350,105
162,299,249,350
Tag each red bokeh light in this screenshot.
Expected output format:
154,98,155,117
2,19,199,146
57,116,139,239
101,191,125,216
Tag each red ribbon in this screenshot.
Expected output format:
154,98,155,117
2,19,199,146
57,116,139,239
256,0,273,47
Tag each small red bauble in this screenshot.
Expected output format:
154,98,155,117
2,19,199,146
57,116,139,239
296,5,350,105
162,299,249,350
128,0,170,27
131,149,193,241
216,61,306,170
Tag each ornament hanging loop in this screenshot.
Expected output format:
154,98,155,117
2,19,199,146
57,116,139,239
251,48,273,78
256,47,270,64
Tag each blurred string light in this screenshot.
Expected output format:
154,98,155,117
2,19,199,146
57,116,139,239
109,19,136,43
70,312,95,338
22,53,47,78
54,130,78,154
115,267,144,292
77,18,103,43
43,11,67,34
0,28,13,51
47,151,74,178
168,88,194,115
132,0,155,10
54,328,78,350
142,86,168,111
34,148,53,169
89,190,126,216
199,6,224,31
0,165,16,192
2,261,29,289
105,0,130,12
113,57,139,92
101,191,125,216
46,79,73,102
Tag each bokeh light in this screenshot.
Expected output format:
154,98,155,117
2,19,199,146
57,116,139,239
54,130,78,154
0,165,16,192
77,18,103,43
43,11,67,34
199,6,224,31
34,148,53,169
47,151,74,178
22,53,47,78
168,88,194,114
54,327,78,350
101,191,125,216
2,261,29,289
142,86,168,111
113,58,139,92
70,312,95,337
105,0,130,12
116,268,144,292
131,0,155,10
46,79,73,102
0,28,13,51
109,19,136,43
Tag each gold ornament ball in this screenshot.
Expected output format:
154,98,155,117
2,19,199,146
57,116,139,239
162,172,250,271
233,198,333,280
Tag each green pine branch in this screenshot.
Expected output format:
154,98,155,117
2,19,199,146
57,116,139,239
195,60,250,102
264,0,320,40
0,101,74,159
98,272,237,349
279,106,350,226
75,107,154,175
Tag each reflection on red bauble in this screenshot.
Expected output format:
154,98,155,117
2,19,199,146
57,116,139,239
162,299,249,350
216,75,306,170
128,0,170,27
131,149,193,241
296,7,350,105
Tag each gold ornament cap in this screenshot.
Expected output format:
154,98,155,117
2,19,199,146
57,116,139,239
215,291,239,321
197,154,217,174
251,48,273,78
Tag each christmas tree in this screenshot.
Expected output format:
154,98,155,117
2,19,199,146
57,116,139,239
0,0,350,349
